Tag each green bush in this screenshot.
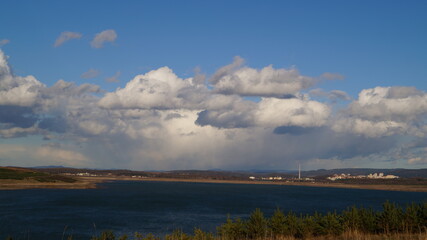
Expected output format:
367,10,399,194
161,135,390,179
295,215,316,239
246,208,268,239
342,206,361,231
269,208,286,237
217,216,247,240
134,232,160,240
219,201,425,239
377,201,404,234
192,228,214,240
165,229,190,240
91,230,116,240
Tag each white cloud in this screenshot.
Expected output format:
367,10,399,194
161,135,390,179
54,31,82,47
81,69,100,79
351,86,427,120
99,66,207,110
210,57,317,97
91,29,117,48
0,50,44,107
332,86,427,137
0,39,10,47
196,100,257,128
332,118,410,138
1,49,426,170
77,120,109,136
210,56,245,84
196,97,330,129
38,79,100,116
255,98,330,127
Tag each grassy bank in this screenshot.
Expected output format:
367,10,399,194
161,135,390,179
89,230,426,240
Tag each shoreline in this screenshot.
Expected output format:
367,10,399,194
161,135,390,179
134,177,427,192
0,176,426,192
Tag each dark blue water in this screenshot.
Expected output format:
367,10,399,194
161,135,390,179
0,181,426,240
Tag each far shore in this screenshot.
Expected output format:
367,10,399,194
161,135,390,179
3,175,426,192
0,177,103,190
120,176,427,192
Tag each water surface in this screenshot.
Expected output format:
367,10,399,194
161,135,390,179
0,181,425,239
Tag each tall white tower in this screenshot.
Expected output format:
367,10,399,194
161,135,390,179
298,163,301,180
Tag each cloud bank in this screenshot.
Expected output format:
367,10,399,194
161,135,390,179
0,49,426,170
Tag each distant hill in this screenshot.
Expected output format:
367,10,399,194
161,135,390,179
32,165,66,169
28,166,427,179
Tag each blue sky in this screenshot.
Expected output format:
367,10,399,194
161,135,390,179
0,1,426,170
3,1,426,93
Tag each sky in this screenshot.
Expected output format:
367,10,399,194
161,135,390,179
0,0,426,170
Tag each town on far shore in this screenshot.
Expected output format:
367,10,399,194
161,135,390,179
248,172,398,182
32,166,425,186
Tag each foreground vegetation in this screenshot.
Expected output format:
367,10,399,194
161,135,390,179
6,201,425,240
0,167,76,183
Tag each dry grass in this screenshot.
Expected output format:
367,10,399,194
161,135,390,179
260,231,427,240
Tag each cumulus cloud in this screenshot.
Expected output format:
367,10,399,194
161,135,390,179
38,79,101,116
0,50,44,107
0,49,426,169
196,100,257,128
196,97,330,129
210,56,245,84
81,69,100,79
91,29,117,48
0,39,10,47
54,31,82,47
0,49,104,141
255,98,330,127
350,86,427,121
332,118,411,138
332,86,427,137
99,66,208,110
210,57,317,97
